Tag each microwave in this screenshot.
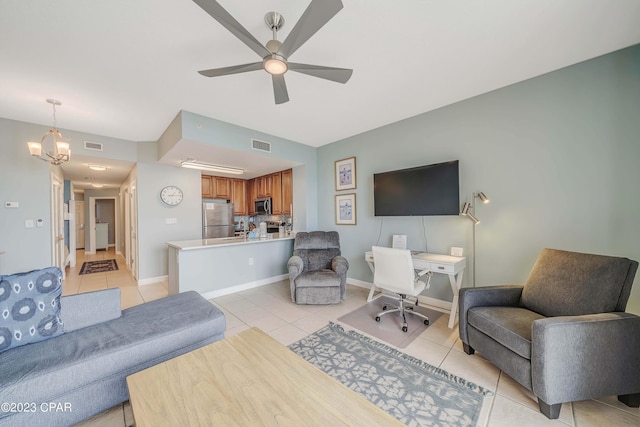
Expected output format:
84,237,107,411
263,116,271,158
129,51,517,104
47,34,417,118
254,197,272,215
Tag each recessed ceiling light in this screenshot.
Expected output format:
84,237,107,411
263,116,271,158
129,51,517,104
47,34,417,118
88,164,108,171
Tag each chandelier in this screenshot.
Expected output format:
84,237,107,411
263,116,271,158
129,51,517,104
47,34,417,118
27,99,70,165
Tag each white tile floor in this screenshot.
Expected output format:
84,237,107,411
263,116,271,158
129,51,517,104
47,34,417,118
66,253,639,427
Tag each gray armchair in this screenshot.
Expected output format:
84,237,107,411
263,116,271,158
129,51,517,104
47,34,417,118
287,231,349,304
459,248,640,419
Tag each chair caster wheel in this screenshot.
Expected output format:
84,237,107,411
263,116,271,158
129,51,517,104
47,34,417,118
424,319,430,326
375,316,381,322
402,326,408,333
382,305,387,311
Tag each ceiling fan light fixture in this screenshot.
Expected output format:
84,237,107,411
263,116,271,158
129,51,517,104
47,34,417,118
263,54,288,75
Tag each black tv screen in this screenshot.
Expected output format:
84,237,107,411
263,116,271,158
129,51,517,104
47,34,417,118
373,160,459,216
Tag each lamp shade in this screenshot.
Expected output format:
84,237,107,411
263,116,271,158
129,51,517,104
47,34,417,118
477,192,490,203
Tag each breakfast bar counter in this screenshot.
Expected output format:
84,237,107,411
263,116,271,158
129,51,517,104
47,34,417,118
167,235,295,298
167,234,294,251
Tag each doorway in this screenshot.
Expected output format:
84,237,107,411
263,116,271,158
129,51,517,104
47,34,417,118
75,201,85,249
51,173,65,279
88,196,118,255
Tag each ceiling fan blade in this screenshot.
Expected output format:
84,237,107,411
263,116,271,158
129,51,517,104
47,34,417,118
192,0,270,58
278,0,344,58
272,74,289,104
288,63,353,84
198,62,263,77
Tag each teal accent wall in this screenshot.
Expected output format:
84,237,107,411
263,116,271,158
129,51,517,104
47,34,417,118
317,44,640,314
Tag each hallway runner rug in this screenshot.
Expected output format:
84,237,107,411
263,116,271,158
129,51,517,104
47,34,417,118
79,259,118,275
289,322,492,427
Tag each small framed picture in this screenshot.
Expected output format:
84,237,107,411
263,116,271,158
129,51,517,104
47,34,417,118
335,193,356,225
335,157,356,191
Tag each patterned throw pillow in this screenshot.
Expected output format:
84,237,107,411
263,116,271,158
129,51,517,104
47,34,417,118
0,267,64,353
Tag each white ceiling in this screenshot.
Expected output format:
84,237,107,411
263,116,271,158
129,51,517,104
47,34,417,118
2,0,640,189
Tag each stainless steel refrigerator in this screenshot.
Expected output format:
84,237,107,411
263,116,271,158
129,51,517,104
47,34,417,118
202,202,235,238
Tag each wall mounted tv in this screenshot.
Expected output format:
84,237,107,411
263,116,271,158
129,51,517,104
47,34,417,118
373,160,459,216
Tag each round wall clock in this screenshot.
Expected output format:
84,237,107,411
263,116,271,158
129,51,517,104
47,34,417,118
160,186,183,206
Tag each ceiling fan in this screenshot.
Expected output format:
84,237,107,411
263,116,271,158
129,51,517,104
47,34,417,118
193,0,353,104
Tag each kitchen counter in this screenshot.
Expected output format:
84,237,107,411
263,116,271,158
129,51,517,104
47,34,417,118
167,234,294,251
167,234,295,297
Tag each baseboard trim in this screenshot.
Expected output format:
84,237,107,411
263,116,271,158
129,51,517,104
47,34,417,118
201,274,289,300
346,278,372,289
138,275,168,286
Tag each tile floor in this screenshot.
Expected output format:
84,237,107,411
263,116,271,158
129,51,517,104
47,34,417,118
66,251,639,427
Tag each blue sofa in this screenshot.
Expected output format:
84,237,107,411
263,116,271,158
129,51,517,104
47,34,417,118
0,267,226,427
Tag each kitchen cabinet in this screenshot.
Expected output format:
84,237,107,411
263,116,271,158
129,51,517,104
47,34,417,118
231,179,247,215
213,177,230,199
281,169,293,215
255,175,272,198
247,179,257,214
201,176,213,198
205,169,292,216
271,172,283,214
202,175,231,199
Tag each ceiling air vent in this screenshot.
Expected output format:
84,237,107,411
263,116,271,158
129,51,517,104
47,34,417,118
84,141,103,152
251,139,271,153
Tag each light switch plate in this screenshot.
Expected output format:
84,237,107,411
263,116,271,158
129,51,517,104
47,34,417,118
5,202,19,208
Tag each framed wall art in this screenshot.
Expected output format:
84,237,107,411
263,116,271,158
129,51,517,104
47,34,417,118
335,193,356,225
335,157,356,191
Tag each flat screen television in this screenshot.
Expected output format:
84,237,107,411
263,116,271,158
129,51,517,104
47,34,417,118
373,160,459,216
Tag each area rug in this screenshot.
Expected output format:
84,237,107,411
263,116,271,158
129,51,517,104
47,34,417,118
79,259,118,275
337,296,443,348
289,322,491,427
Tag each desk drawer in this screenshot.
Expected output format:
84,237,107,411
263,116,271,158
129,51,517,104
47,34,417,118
430,263,454,274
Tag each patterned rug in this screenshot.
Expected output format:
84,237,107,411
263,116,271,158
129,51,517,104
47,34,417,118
79,259,118,275
289,322,492,427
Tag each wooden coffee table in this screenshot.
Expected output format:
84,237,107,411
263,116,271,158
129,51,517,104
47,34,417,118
126,327,403,426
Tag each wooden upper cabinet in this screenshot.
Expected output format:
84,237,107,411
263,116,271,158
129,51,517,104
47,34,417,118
203,169,292,215
281,169,293,215
231,179,247,215
201,175,213,198
255,175,272,198
213,177,231,199
247,179,257,215
202,175,231,199
271,172,283,215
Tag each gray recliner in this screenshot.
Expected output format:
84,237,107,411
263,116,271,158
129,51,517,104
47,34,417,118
287,231,349,304
459,248,640,419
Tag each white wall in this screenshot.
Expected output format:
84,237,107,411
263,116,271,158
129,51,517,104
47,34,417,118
0,119,54,273
317,44,640,314
135,142,203,281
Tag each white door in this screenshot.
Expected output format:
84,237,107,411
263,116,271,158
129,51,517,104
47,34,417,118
124,188,130,268
75,201,85,249
130,182,138,279
51,174,65,278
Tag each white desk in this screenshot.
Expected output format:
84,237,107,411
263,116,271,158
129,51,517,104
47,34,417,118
365,251,466,329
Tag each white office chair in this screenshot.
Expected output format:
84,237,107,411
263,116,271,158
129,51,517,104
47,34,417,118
372,246,432,332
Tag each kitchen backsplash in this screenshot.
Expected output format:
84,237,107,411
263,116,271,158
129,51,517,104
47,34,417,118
233,215,292,231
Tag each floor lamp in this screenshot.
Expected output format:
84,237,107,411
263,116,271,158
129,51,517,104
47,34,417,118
460,192,490,287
